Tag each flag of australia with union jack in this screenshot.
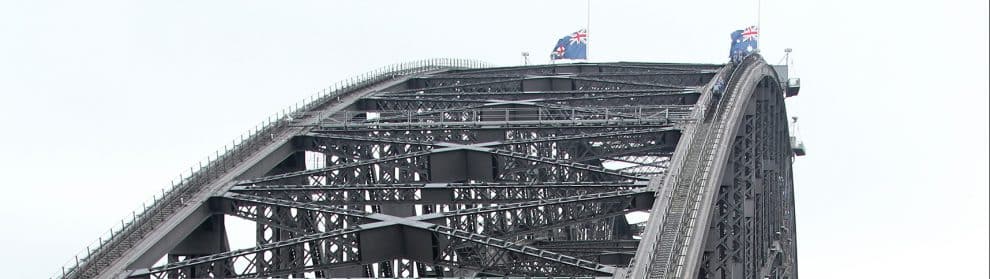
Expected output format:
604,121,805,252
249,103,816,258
730,26,759,62
550,29,588,60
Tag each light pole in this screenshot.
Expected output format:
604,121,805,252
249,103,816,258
784,48,792,66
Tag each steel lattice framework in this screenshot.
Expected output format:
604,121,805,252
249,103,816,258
57,55,798,279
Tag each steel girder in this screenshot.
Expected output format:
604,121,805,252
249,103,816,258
697,70,797,279
360,91,700,110
229,181,650,205
624,56,798,279
72,60,797,279
386,75,688,95
432,64,720,79
131,191,637,278
312,122,689,142
410,73,715,89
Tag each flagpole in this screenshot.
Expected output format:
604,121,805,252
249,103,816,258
756,0,763,49
586,0,591,61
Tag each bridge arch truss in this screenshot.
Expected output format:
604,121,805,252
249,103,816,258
60,56,798,279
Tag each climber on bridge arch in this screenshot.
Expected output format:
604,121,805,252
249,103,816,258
712,76,726,101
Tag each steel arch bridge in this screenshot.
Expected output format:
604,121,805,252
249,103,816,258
57,55,799,279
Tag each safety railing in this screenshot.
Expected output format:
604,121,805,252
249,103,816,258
624,58,752,278
51,58,491,279
622,63,732,279
641,56,757,278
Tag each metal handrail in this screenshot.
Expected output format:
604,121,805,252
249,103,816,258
623,63,732,279
669,56,766,277
648,56,758,278
51,58,491,279
625,56,759,278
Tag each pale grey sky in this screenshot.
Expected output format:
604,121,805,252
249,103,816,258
1,1,987,278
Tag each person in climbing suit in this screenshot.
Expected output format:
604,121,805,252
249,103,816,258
712,78,725,101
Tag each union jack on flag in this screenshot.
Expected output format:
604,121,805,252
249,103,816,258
729,26,759,62
550,28,588,60
569,29,588,44
742,26,759,41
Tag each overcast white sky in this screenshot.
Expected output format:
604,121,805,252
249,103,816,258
1,1,987,278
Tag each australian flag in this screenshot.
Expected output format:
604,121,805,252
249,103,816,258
550,29,588,60
729,26,759,62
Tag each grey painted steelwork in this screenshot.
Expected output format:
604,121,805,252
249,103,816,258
58,57,798,279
